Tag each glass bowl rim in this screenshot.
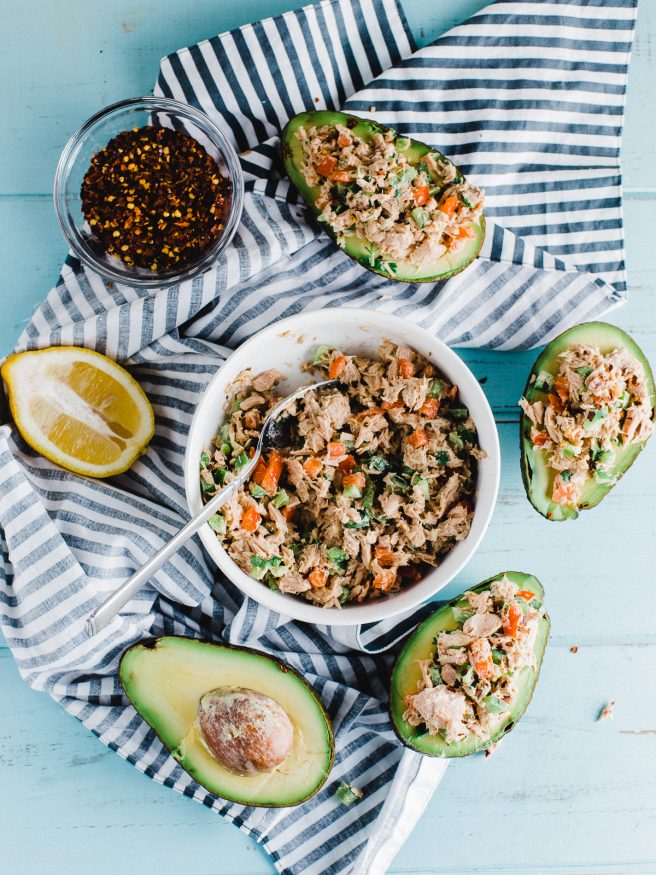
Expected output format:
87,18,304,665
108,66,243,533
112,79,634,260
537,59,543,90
53,95,245,288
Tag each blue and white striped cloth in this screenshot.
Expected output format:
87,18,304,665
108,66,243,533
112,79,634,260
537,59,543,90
0,0,637,872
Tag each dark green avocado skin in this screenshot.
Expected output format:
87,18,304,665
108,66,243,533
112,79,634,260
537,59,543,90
281,110,485,283
520,321,656,522
389,572,549,758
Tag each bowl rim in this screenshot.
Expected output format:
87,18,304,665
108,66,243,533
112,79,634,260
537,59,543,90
184,308,501,626
53,95,245,288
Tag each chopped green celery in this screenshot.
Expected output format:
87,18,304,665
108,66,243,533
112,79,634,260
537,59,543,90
575,365,593,379
233,451,251,470
435,450,450,465
618,390,631,409
534,370,554,392
368,455,390,473
200,451,210,468
220,442,232,456
272,489,290,508
343,484,363,499
411,473,430,499
428,379,443,398
583,408,609,431
449,406,469,420
491,648,504,665
201,480,215,495
312,344,333,367
219,424,230,442
230,398,242,414
484,695,508,714
362,480,376,508
411,207,429,229
428,665,443,685
448,431,465,452
250,483,269,499
459,193,473,208
327,547,349,569
213,468,229,485
207,514,227,534
267,578,280,591
336,781,363,806
344,511,371,529
338,586,350,605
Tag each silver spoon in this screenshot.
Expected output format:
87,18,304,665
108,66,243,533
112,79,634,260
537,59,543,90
85,379,338,637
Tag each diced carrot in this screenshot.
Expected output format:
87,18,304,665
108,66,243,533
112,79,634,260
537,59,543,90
282,504,298,521
308,568,329,589
455,224,476,239
330,170,351,182
398,358,415,378
328,441,346,458
338,454,356,473
517,590,535,602
337,131,351,148
381,400,404,411
439,195,459,217
260,449,284,494
316,155,337,177
240,506,261,532
354,406,384,419
374,546,395,567
503,603,522,638
407,428,429,448
548,392,565,414
413,184,430,206
373,570,397,591
553,374,569,402
531,429,549,447
303,457,323,478
328,354,346,379
252,460,267,485
243,411,258,429
419,397,440,418
552,476,577,506
343,472,366,490
470,638,494,679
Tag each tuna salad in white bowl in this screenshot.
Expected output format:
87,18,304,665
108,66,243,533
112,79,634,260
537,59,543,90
184,309,500,626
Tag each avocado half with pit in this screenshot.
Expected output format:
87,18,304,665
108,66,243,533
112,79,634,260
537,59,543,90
119,636,334,807
520,322,656,521
281,110,485,283
390,572,549,757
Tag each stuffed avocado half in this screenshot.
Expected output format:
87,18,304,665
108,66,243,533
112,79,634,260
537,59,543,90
119,636,334,807
390,572,549,757
282,110,485,283
520,322,655,521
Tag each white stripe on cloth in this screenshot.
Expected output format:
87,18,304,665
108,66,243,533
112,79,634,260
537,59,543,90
0,0,638,873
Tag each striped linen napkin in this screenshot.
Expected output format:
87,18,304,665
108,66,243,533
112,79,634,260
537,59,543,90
0,0,637,872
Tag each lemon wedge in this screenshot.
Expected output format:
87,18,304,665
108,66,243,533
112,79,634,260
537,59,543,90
1,346,154,478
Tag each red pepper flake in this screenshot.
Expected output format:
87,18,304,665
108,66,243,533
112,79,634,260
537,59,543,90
81,126,228,271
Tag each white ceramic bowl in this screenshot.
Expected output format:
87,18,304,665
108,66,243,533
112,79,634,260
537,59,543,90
184,308,500,626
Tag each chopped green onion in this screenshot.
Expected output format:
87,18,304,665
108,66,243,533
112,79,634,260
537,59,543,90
344,511,371,529
207,514,226,535
428,665,443,685
435,450,450,465
428,379,443,398
200,451,210,468
449,406,469,420
220,442,232,456
389,473,411,493
368,455,390,473
362,480,376,509
411,473,430,499
534,370,554,392
338,585,350,604
448,431,465,452
250,555,269,580
484,695,508,714
336,781,363,806
459,193,473,208
411,207,429,229
491,648,504,665
230,398,242,414
201,480,215,495
250,483,269,499
233,451,250,471
343,484,363,499
272,489,290,508
458,427,477,444
213,468,229,485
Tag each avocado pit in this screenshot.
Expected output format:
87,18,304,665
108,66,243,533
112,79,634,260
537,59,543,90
197,686,294,775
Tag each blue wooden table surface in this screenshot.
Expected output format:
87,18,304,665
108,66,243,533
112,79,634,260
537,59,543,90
2,1,656,873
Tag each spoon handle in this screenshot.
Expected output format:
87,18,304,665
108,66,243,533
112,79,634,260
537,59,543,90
85,459,256,637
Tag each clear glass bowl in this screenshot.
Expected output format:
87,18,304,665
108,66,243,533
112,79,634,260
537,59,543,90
54,96,244,288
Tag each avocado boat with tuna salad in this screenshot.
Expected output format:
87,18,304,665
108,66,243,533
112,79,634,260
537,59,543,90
120,636,334,807
519,322,655,521
282,110,485,283
390,572,549,757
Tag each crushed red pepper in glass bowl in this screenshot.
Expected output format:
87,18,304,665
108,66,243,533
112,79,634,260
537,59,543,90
55,97,244,288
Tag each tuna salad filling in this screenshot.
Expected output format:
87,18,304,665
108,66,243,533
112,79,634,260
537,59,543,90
403,576,544,744
200,341,484,608
297,123,484,271
519,344,653,507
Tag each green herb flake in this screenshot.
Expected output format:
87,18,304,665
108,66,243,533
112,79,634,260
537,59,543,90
435,450,450,465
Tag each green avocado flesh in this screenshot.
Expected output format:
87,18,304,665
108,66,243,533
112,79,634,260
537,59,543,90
520,321,656,521
281,110,485,283
119,637,334,807
390,572,549,757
